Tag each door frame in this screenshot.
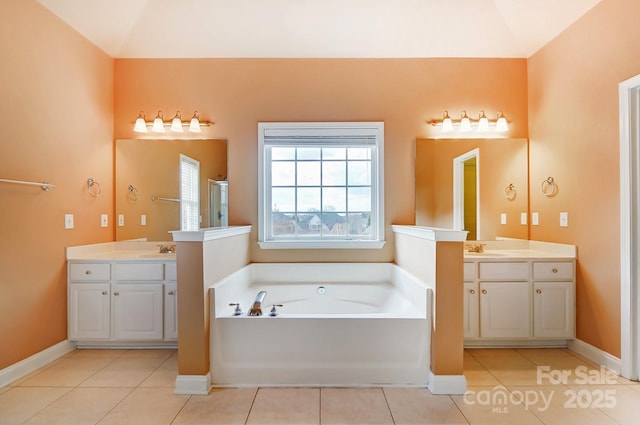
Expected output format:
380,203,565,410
619,73,640,379
453,148,480,238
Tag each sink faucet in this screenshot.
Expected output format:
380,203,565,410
466,243,486,253
248,291,267,316
157,244,176,254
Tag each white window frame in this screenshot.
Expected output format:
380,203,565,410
258,122,385,249
180,153,200,231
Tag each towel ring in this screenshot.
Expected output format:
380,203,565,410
505,183,517,201
86,178,102,198
541,177,558,197
128,184,140,201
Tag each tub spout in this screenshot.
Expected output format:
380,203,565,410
248,291,267,316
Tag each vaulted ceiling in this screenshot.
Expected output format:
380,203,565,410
37,0,602,58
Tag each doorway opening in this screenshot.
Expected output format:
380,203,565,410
453,148,479,240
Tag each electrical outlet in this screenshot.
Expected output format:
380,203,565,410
532,212,539,226
101,214,108,227
64,214,74,229
560,212,569,227
500,213,507,225
520,212,527,225
118,214,125,227
141,214,147,226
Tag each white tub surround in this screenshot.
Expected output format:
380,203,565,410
66,241,178,349
210,262,432,387
463,239,577,347
392,225,468,395
171,226,252,395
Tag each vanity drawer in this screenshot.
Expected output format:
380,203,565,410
69,263,111,281
114,263,164,281
533,262,574,280
165,262,177,281
479,262,529,280
464,262,476,281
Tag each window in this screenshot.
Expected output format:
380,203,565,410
258,122,384,249
180,154,200,231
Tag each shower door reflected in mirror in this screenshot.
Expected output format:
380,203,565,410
415,138,528,241
209,179,228,227
115,139,227,241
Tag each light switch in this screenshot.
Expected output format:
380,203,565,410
520,212,527,225
560,212,569,227
141,214,147,226
500,213,507,225
64,214,74,229
118,214,125,227
101,214,108,227
532,212,539,226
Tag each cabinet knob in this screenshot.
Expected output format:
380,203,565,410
536,289,542,294
469,289,476,294
167,290,175,295
481,289,487,294
102,291,108,295
552,268,558,273
85,270,92,275
114,291,120,296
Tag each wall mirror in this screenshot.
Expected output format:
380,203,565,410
415,138,528,241
115,139,227,241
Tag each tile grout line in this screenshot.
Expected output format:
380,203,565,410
380,387,397,425
244,386,260,425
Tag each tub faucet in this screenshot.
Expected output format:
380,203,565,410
248,291,267,316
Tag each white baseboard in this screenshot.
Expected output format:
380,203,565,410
427,371,467,395
568,338,622,374
0,340,76,388
174,373,211,395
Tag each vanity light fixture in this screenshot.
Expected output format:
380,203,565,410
188,111,202,133
151,111,165,133
133,110,213,133
441,111,454,133
459,111,472,132
133,112,148,133
170,111,184,132
428,110,509,133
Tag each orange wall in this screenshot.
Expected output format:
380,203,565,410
114,58,528,262
0,2,113,369
528,0,640,357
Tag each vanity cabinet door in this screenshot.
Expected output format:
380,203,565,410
164,283,178,340
479,281,530,338
463,282,479,338
533,282,575,338
112,284,163,340
69,283,110,340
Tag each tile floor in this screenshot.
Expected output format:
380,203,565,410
1,347,639,424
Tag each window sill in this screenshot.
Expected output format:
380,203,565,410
257,240,386,250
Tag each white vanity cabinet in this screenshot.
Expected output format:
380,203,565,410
464,255,576,346
532,262,575,338
68,260,177,347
